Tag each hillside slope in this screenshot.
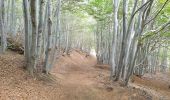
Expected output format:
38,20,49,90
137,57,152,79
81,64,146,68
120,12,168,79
0,50,157,100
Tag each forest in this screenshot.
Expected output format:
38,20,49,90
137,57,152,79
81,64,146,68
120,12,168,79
0,0,170,100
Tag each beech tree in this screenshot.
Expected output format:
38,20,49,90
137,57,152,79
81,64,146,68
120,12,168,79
22,0,62,74
85,0,170,85
0,0,169,86
0,0,7,53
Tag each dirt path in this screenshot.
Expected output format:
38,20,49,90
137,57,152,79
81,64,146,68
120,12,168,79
0,50,163,100
51,51,153,100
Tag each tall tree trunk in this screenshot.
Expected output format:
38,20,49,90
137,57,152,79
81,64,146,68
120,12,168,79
41,2,48,60
37,0,45,59
11,0,16,36
114,0,129,81
0,0,7,53
44,0,52,73
30,0,38,75
124,0,149,86
111,0,120,78
23,0,31,68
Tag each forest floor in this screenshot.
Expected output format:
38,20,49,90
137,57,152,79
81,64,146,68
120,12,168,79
0,50,169,100
131,73,170,100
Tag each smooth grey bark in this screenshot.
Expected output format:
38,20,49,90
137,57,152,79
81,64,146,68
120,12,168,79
54,0,61,49
23,0,31,68
122,0,138,80
65,24,70,54
161,47,168,72
44,0,52,73
37,0,45,59
124,0,150,86
41,2,48,60
30,0,38,75
6,0,10,33
111,0,120,78
0,0,7,53
11,0,16,36
114,0,129,81
48,0,62,69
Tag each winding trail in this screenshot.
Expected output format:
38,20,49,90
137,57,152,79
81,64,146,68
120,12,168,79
51,51,153,100
0,50,169,100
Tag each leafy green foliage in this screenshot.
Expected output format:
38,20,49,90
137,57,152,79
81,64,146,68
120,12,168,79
156,1,170,24
160,32,170,37
85,0,113,21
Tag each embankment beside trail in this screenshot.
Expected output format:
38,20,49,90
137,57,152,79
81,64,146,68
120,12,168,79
0,50,165,100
